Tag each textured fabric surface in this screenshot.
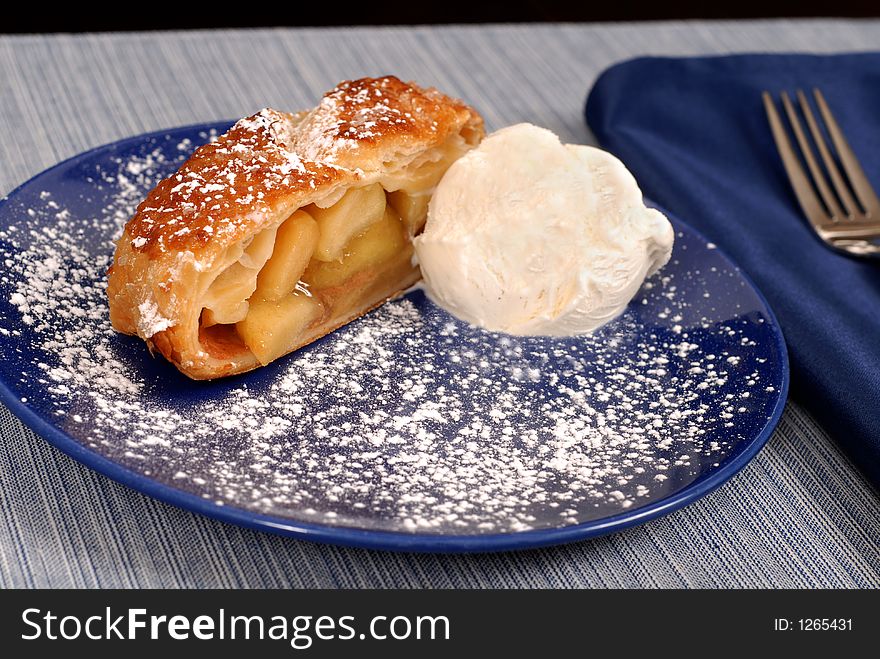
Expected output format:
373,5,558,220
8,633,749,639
586,53,880,486
1,20,879,588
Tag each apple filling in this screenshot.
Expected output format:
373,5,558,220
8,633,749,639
198,178,436,366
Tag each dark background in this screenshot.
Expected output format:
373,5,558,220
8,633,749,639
4,1,878,33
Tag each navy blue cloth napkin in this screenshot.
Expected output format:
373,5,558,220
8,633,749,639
586,53,880,486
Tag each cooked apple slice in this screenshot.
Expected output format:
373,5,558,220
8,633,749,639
325,245,417,319
200,262,256,326
202,227,277,325
383,147,460,195
309,184,386,262
202,302,249,328
401,157,450,192
236,293,323,365
255,210,319,301
304,205,406,289
387,190,430,235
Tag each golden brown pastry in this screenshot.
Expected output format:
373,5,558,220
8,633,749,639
107,76,484,379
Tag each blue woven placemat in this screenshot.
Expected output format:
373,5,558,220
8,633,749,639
1,21,879,587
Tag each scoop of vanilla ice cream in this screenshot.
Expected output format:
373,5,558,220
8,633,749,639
413,123,674,336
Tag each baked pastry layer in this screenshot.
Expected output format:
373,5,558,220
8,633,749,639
107,76,484,379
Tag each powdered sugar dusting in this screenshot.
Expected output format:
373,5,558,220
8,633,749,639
0,128,784,535
123,77,479,260
293,77,452,164
124,110,342,256
136,300,174,337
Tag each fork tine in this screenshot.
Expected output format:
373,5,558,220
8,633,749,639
796,90,859,219
780,91,845,220
762,92,828,228
813,88,880,217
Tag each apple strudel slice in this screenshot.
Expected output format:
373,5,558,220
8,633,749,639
107,76,484,379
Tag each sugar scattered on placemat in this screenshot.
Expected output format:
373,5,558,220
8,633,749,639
0,137,771,534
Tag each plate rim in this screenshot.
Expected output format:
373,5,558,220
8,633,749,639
0,122,790,553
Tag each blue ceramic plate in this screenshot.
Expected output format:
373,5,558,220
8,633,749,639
0,123,788,552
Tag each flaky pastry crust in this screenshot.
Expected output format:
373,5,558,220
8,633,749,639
107,76,484,379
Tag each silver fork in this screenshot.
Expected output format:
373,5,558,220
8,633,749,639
762,88,880,257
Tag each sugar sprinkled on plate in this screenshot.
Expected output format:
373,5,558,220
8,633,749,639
0,132,781,535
